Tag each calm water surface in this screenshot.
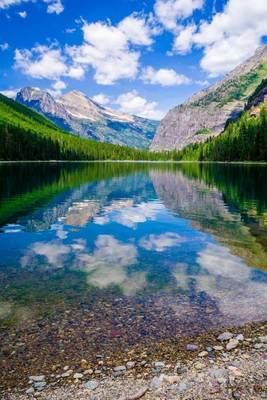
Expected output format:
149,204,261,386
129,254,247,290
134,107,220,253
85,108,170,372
0,162,267,341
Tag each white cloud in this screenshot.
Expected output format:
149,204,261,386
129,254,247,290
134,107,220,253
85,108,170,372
141,66,191,86
18,10,27,17
115,90,165,120
173,23,196,53
178,0,267,76
14,44,84,81
0,42,9,51
154,0,204,31
0,0,23,8
66,14,157,85
21,241,70,269
65,27,76,34
52,80,66,90
75,235,138,288
0,88,18,98
118,14,154,46
0,0,64,13
197,243,250,280
92,93,110,105
66,21,140,85
139,232,185,252
44,0,64,14
14,45,68,80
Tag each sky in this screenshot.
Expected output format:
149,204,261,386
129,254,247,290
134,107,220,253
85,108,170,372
1,0,267,120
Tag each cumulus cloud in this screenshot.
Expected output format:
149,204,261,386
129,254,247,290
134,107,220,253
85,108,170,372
114,90,165,120
141,66,191,86
14,44,84,81
92,93,110,105
21,240,71,269
14,45,68,80
0,0,23,8
0,42,9,51
66,20,139,85
154,0,204,31
65,14,157,85
52,80,66,90
75,235,138,288
173,23,196,53
0,88,18,98
118,14,154,46
44,0,64,14
0,0,64,13
139,232,185,252
18,10,26,17
175,0,267,76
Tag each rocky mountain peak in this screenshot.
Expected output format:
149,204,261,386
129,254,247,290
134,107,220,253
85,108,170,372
151,46,267,151
16,87,158,148
59,90,103,121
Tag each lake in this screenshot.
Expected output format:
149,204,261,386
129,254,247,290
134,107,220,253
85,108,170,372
0,162,267,387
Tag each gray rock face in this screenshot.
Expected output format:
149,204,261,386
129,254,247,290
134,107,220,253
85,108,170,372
16,88,158,149
151,46,267,151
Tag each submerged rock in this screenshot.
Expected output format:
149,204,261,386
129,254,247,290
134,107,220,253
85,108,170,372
84,380,99,390
217,332,233,341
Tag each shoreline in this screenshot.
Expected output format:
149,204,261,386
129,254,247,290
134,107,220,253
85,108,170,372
0,160,267,165
2,321,267,399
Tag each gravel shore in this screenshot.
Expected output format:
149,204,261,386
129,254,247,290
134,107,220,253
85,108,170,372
4,325,267,400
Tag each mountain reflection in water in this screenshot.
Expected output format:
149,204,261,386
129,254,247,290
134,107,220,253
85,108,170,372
0,162,267,336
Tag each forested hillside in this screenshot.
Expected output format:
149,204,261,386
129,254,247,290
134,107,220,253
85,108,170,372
173,106,267,161
0,94,161,161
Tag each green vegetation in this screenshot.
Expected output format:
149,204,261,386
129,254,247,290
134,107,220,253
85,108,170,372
192,62,267,108
194,127,212,135
173,106,267,161
0,94,165,161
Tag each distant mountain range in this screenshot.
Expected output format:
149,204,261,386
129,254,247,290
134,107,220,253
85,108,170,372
151,46,267,150
16,88,158,149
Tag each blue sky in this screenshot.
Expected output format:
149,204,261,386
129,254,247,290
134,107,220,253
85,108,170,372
1,0,267,119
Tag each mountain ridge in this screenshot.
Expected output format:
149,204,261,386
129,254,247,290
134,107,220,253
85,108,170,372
151,46,267,151
16,87,158,149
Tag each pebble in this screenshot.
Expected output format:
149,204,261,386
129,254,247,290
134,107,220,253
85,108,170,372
126,361,136,369
213,345,223,351
178,382,187,392
209,368,228,379
150,375,164,390
226,339,239,351
84,380,99,390
152,361,165,369
217,332,233,341
114,365,126,373
25,387,35,395
198,351,208,357
194,362,205,370
162,375,179,384
33,381,46,391
73,373,83,379
236,334,244,341
254,343,263,349
186,344,198,351
61,372,71,378
29,375,45,382
258,336,267,343
84,369,94,375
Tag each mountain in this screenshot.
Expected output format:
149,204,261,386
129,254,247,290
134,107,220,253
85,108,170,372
151,46,267,151
173,84,267,162
0,93,162,161
16,88,158,149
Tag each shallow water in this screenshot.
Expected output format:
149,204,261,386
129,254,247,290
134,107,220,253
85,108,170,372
0,162,267,338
